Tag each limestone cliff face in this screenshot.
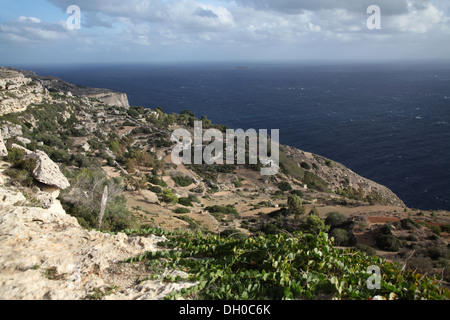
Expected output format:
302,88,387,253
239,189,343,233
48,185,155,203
89,92,130,109
0,68,49,116
2,67,130,112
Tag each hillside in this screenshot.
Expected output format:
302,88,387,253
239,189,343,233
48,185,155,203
0,67,448,300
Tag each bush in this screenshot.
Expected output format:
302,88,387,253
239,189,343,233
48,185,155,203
376,235,401,252
397,218,419,230
147,175,168,187
301,215,329,235
174,207,190,214
441,224,450,233
287,194,305,216
430,226,441,235
325,212,347,228
290,189,304,197
428,245,448,260
159,188,179,205
277,182,292,192
300,162,311,170
379,224,393,235
330,228,349,246
60,169,137,232
354,244,377,257
178,197,193,207
6,147,25,163
221,229,247,240
205,205,239,216
172,175,195,187
148,185,162,194
233,180,243,188
261,223,280,235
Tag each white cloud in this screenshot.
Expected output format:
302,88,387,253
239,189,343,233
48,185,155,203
1,0,449,62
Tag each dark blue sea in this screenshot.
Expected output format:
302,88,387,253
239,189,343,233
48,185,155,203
24,62,450,211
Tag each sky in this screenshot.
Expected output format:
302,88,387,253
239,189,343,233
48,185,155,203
1,0,450,65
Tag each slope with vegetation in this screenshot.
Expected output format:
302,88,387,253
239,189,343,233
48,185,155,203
0,67,448,300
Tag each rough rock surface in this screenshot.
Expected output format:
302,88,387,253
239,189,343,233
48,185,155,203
25,150,70,190
0,132,7,157
0,68,48,116
0,188,196,300
89,92,130,109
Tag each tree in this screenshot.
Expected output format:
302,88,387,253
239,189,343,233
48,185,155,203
160,188,179,206
301,215,329,235
287,194,305,216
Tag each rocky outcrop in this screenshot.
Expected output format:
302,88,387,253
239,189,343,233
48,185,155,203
0,68,48,116
0,121,23,140
25,150,70,190
0,199,195,300
0,132,7,157
89,92,130,109
6,67,130,110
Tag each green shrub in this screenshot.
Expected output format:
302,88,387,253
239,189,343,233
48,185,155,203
261,223,280,235
301,215,329,235
159,188,179,205
354,244,377,257
300,162,311,170
233,180,243,188
6,147,25,163
398,218,419,230
187,194,200,203
178,197,193,207
428,245,448,260
148,185,162,194
174,207,190,214
330,228,349,246
287,194,305,216
441,224,450,233
60,169,138,232
277,182,292,192
172,175,195,187
290,189,304,197
379,224,393,235
205,205,239,216
430,225,441,235
147,175,168,187
325,212,347,228
375,235,401,252
221,229,247,240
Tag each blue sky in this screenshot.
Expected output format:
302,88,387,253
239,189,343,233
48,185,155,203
1,0,450,65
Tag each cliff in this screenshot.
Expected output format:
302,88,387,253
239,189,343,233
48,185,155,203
0,68,49,116
2,67,130,110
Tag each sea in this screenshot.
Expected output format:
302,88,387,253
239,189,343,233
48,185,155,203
23,62,450,211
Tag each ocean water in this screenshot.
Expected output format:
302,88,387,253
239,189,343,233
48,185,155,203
26,62,450,211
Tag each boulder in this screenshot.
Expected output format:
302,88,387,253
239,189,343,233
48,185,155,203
25,150,70,190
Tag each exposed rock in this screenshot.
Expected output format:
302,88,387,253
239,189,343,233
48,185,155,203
0,121,23,140
16,136,31,145
89,92,130,109
25,150,70,190
0,198,195,300
0,132,7,157
0,68,47,116
0,185,26,206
